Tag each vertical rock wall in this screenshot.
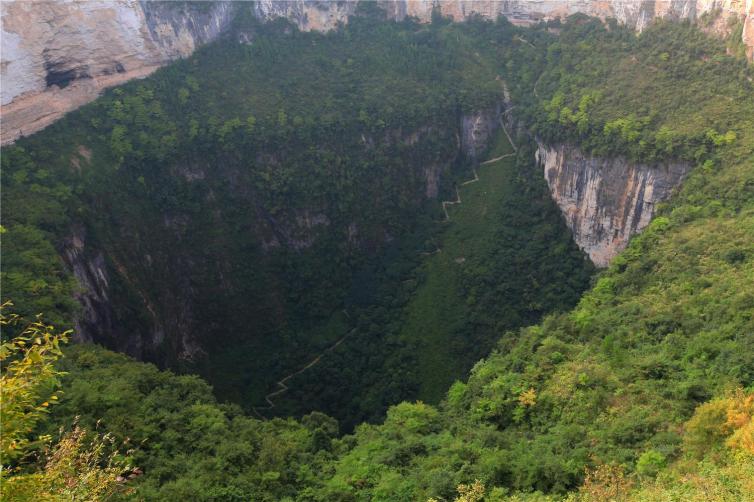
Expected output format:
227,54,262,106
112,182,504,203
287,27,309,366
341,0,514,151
2,0,751,144
0,0,234,143
536,143,690,267
461,105,502,161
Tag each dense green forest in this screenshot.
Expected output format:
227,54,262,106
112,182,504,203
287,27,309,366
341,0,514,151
2,5,753,502
1,5,591,430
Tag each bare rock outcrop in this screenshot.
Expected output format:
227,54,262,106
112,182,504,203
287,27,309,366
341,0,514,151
2,1,751,144
1,0,233,144
461,105,502,161
61,222,205,364
252,0,359,31
536,143,690,267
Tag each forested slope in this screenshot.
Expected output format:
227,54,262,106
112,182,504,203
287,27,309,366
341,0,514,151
1,9,753,502
308,15,754,501
2,7,594,430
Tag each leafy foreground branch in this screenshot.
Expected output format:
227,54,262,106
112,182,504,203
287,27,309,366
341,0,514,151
1,305,132,501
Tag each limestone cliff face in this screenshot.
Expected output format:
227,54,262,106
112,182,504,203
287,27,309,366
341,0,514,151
536,143,690,267
61,224,202,363
1,0,234,144
746,0,754,55
255,0,753,50
251,0,359,31
399,0,754,61
2,0,751,144
389,0,750,36
461,105,502,161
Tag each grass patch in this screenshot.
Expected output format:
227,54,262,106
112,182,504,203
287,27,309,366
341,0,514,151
404,131,518,402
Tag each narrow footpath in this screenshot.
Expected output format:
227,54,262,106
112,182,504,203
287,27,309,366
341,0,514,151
252,312,355,418
254,116,521,418
442,120,518,222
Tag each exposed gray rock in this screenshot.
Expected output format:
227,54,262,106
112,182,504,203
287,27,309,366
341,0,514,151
140,1,235,59
2,0,751,143
251,0,359,31
1,0,233,144
536,143,690,267
61,223,203,363
461,105,502,161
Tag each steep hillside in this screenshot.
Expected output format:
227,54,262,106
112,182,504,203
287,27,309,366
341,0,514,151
1,9,592,429
306,15,754,501
1,10,493,421
2,8,752,502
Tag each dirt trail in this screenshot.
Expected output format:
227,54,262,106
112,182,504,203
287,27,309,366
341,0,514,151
499,117,518,154
253,116,522,418
252,312,355,419
533,71,544,99
481,152,514,165
516,35,536,49
441,120,517,222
